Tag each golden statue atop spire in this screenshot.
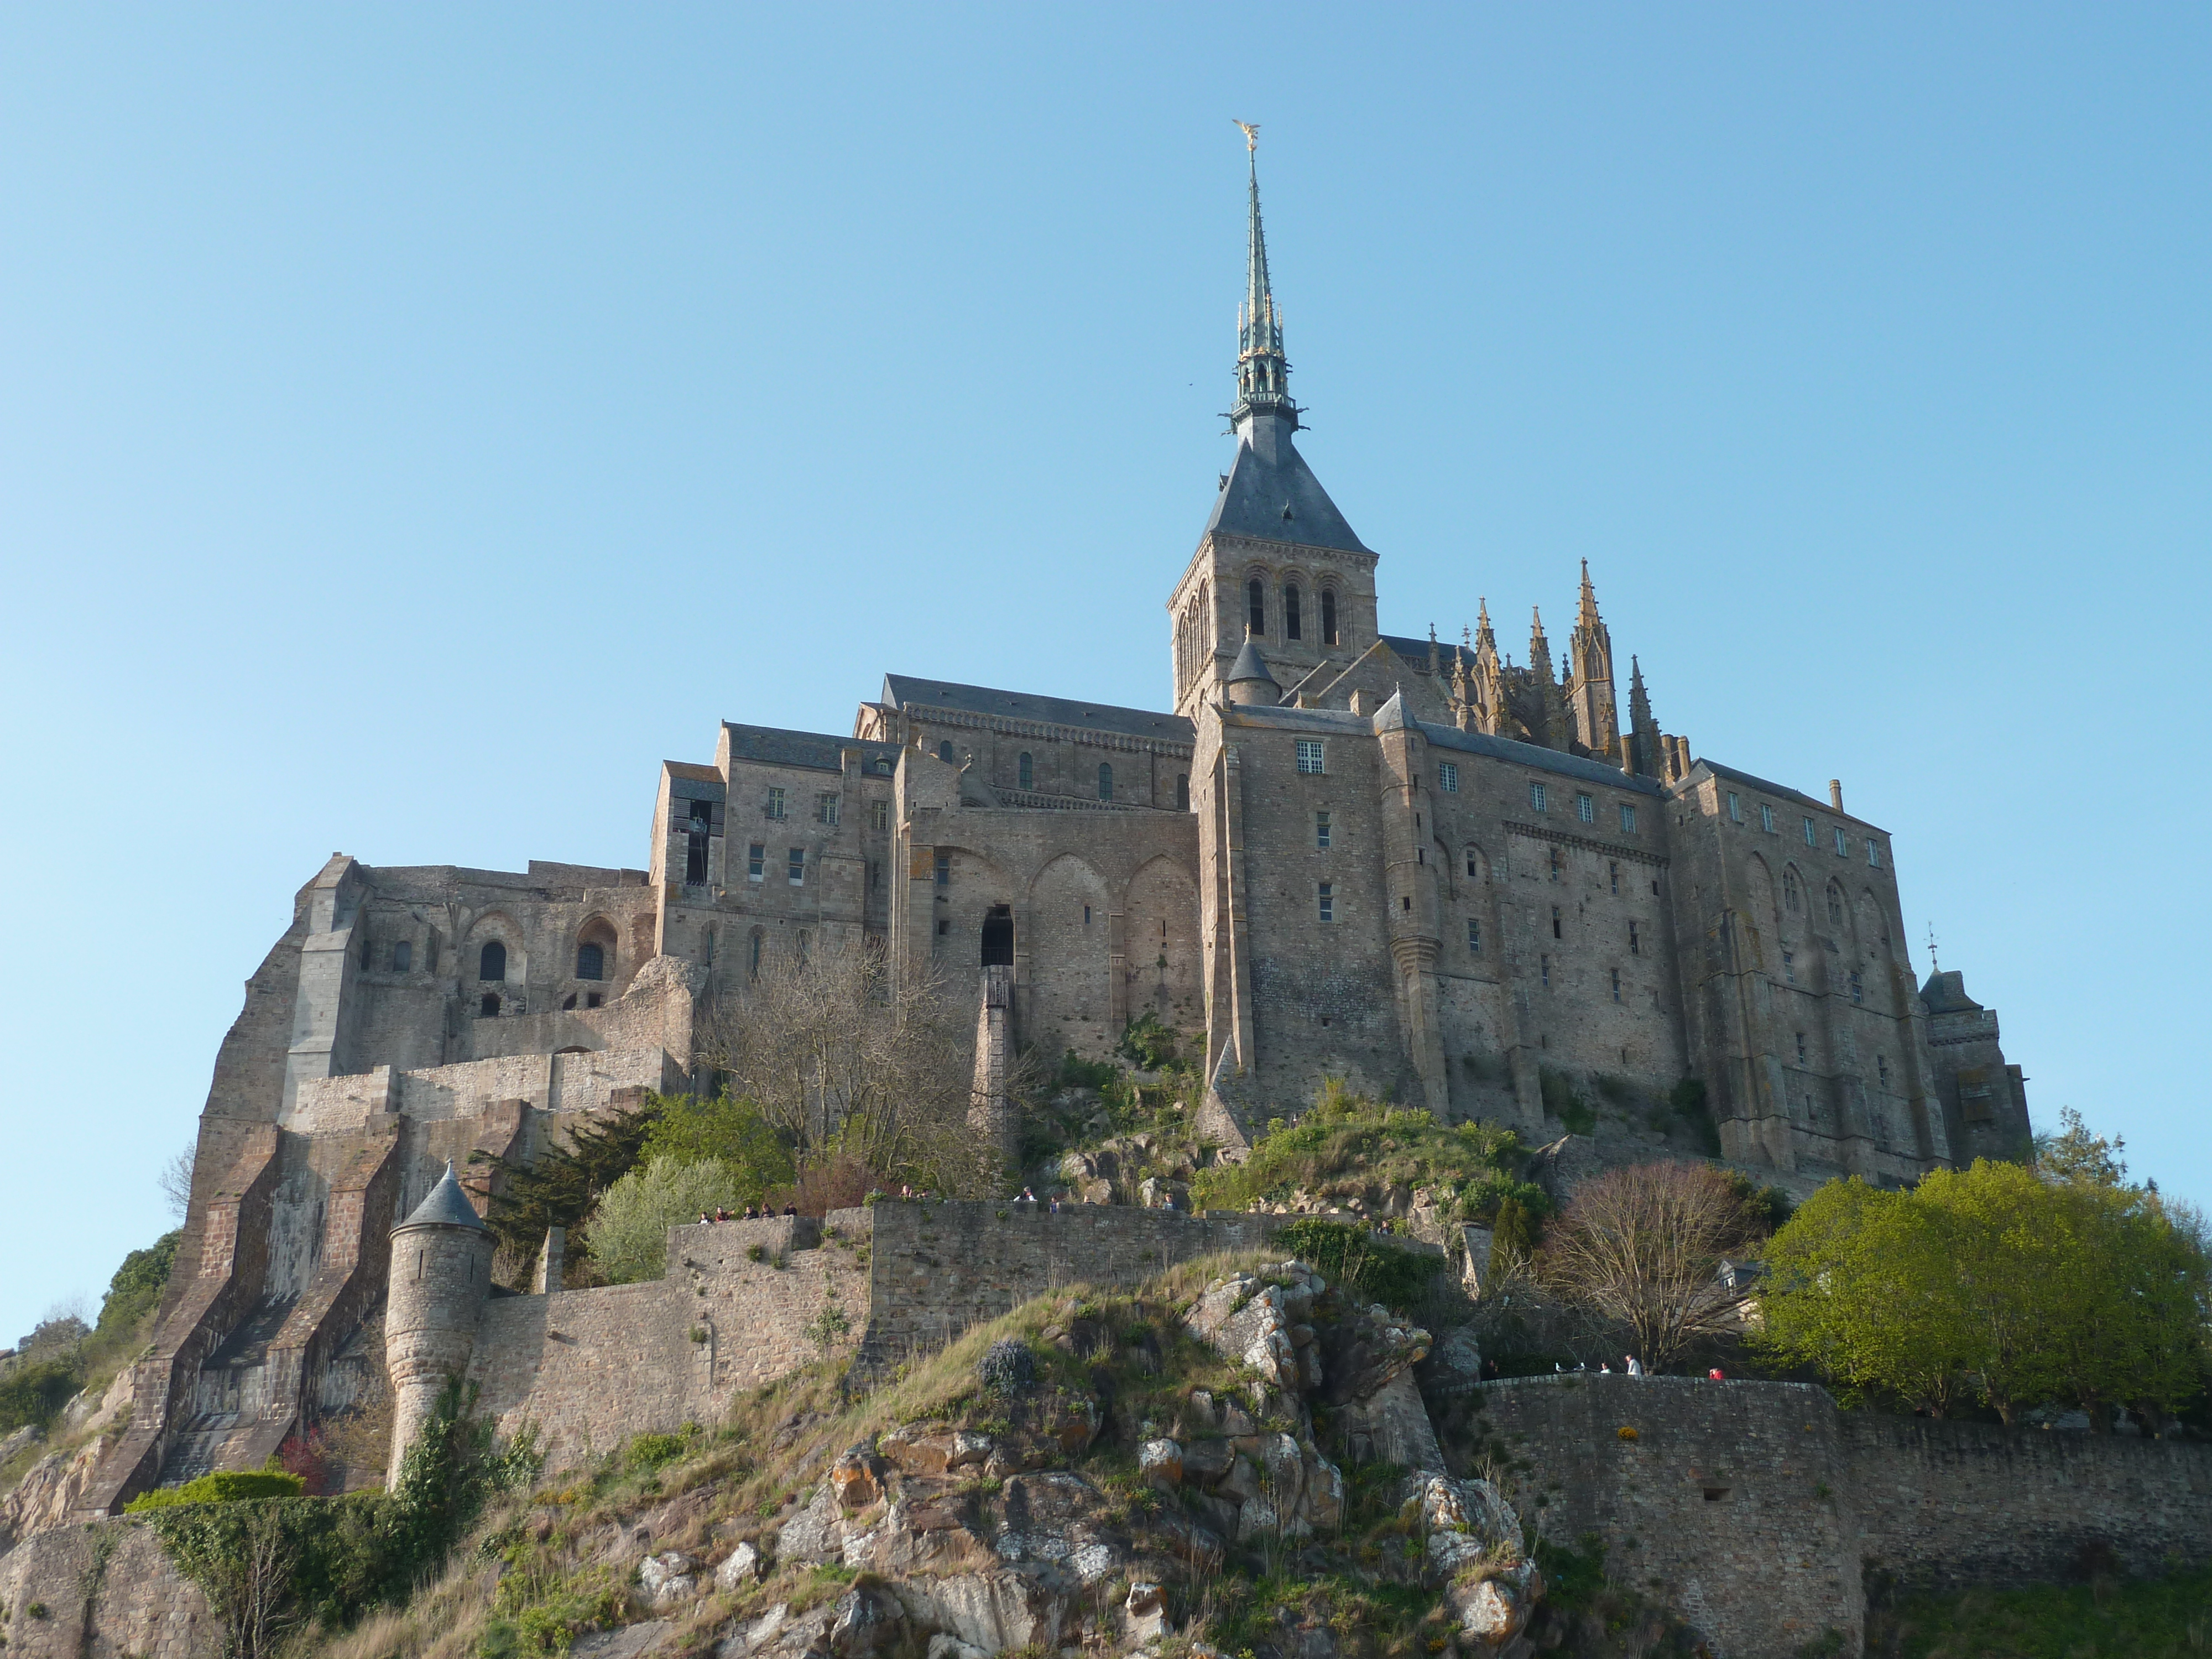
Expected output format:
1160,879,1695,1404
1233,119,1260,153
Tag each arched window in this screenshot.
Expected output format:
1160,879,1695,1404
981,905,1014,967
1097,763,1114,801
1321,588,1339,646
478,940,507,983
390,940,411,973
1285,583,1302,641
937,740,956,763
478,992,500,1018
1783,870,1802,914
576,942,604,981
1018,752,1034,790
1176,773,1190,811
1247,577,1265,637
1827,885,1844,928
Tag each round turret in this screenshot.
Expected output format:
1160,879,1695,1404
1223,637,1279,706
383,1161,493,1485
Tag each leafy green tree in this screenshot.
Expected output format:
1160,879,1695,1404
2036,1105,2127,1190
583,1156,753,1284
639,1094,794,1194
483,1093,662,1274
100,1229,180,1333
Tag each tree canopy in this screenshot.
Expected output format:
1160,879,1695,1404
1757,1154,2209,1422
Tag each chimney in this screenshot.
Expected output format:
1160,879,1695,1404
1829,779,1844,812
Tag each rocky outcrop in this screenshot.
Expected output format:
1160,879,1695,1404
0,1437,107,1554
1408,1473,1543,1649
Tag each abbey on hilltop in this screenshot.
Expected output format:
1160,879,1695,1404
77,146,2028,1511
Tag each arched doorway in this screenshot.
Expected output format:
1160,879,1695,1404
980,904,1015,967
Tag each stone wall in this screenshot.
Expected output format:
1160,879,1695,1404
1843,1412,2212,1588
468,1214,870,1469
855,1200,1285,1375
1474,1375,2212,1659
0,1520,211,1659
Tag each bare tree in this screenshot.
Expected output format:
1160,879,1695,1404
159,1141,196,1219
694,941,994,1193
1539,1160,1766,1373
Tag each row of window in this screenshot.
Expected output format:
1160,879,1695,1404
468,938,606,984
743,844,811,885
1247,574,1341,646
1779,952,1870,1005
1725,791,1884,867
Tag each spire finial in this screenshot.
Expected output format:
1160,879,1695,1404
1228,124,1298,434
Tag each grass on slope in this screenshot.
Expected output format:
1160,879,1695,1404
1870,1562,2212,1657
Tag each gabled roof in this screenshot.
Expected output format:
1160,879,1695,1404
1204,431,1370,555
1416,719,1667,796
721,723,900,776
1697,759,1851,821
395,1162,487,1233
883,675,1194,746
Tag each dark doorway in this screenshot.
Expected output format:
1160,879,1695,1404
981,905,1015,967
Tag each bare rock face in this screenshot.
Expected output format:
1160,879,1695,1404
1417,1324,1485,1399
1340,1370,1445,1472
638,1551,697,1606
713,1541,760,1590
0,1437,103,1552
1185,1263,1324,1391
1319,1302,1432,1407
1407,1473,1543,1653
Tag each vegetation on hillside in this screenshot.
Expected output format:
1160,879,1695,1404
1757,1156,2210,1423
0,1228,180,1444
1866,1558,2212,1657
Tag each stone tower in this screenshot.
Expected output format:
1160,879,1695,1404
383,1162,493,1485
1168,129,1377,719
1567,561,1621,761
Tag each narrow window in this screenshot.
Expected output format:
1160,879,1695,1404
937,740,956,764
1285,583,1302,640
1464,848,1477,877
1177,773,1190,810
1402,895,1412,912
1318,883,1334,923
359,933,373,970
871,800,889,832
749,928,763,979
1609,861,1619,895
1877,1055,1889,1086
1611,967,1621,1003
1834,828,1848,857
868,860,877,889
936,919,949,936
1796,1031,1808,1065
795,931,808,966
1760,804,1776,833
1083,904,1092,925
1548,847,1561,883
1541,954,1551,989
390,940,411,973
1248,577,1266,637
1296,739,1325,775
1619,802,1637,833
1097,762,1113,800
479,992,500,1018
1438,761,1459,793
935,849,950,887
1828,888,1844,927
1867,839,1882,869
1321,588,1338,646
1849,969,1864,1004
1551,904,1562,939
702,928,714,968
1316,810,1332,849
1019,752,1034,790
576,942,604,981
1629,921,1640,955
586,992,602,1009
1727,791,1742,823
1577,792,1594,823
1467,917,1481,953
765,787,786,820
1782,949,1796,984
748,843,765,881
478,940,506,983
817,792,839,826
1803,817,1817,847
1785,870,1802,913
1530,781,1548,812
787,847,805,885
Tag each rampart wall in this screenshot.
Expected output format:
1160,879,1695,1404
1474,1375,2212,1659
0,1519,210,1659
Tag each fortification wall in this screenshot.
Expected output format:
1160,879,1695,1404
468,1213,870,1469
857,1200,1285,1374
1842,1412,2212,1588
1475,1375,1860,1658
0,1519,211,1659
1475,1375,2212,1658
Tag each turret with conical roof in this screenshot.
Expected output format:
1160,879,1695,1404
383,1162,494,1485
1223,635,1280,706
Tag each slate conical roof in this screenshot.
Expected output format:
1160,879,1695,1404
1224,636,1279,692
395,1161,488,1233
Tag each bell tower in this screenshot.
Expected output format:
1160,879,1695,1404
1170,126,1378,719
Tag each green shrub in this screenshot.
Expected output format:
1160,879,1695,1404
125,1470,305,1511
1540,1068,1594,1136
0,1357,84,1434
1191,1081,1526,1214
99,1230,180,1335
1115,1013,1179,1072
584,1155,754,1284
638,1095,795,1197
1276,1218,1441,1311
1057,1051,1117,1090
625,1432,687,1472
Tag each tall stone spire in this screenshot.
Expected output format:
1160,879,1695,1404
1230,122,1298,432
1567,561,1620,761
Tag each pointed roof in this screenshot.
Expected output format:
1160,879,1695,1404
1224,635,1279,692
1205,427,1369,552
395,1161,488,1233
1372,685,1411,733
1577,560,1603,629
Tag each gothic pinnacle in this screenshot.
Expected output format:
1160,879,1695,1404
1229,122,1297,431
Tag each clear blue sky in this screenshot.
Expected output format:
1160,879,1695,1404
3,6,2207,1343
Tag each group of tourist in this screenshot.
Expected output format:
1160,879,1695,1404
1549,1358,1730,1380
695,1204,799,1223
